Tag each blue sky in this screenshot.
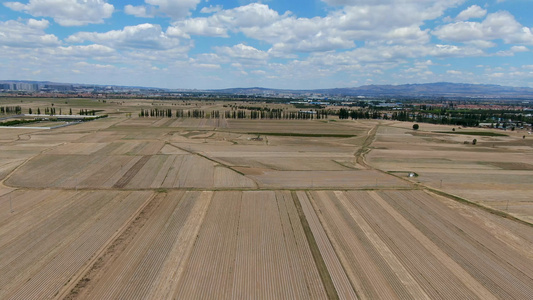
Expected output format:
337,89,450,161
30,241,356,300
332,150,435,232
1,0,532,89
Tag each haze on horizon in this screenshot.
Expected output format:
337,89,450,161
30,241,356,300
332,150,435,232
1,0,533,90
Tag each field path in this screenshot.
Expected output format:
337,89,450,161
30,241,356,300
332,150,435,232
355,123,379,169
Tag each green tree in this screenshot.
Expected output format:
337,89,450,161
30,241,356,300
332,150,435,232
412,124,419,130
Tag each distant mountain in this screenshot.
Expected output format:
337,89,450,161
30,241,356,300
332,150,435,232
213,83,533,98
314,82,533,97
3,80,533,98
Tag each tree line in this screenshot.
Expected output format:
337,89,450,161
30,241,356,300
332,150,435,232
139,108,333,120
137,107,532,128
0,106,22,114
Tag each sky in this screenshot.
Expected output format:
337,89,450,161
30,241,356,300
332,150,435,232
1,0,532,90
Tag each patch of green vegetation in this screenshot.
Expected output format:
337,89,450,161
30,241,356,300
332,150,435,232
433,131,508,137
0,119,40,126
247,132,356,138
292,103,323,109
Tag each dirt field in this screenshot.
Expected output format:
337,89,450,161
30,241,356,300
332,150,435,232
1,99,532,299
368,121,533,223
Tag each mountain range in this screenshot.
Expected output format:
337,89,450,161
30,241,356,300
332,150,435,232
2,80,533,98
214,82,533,98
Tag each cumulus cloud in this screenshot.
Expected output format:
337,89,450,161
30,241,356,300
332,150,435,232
125,0,201,19
168,1,453,54
447,70,462,75
215,44,269,61
124,5,152,18
168,3,283,40
167,18,228,38
434,11,533,45
0,19,60,48
200,5,222,14
4,0,114,26
67,23,182,50
44,45,116,57
511,45,528,52
455,5,487,21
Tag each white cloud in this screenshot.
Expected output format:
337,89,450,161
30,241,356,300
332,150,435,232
168,3,283,38
511,46,529,52
447,70,462,75
126,0,201,19
488,72,505,78
215,44,269,61
193,63,221,69
4,0,114,26
200,5,222,14
168,18,228,38
465,40,496,49
169,2,448,54
27,18,49,29
74,61,115,70
45,45,115,57
67,24,182,50
321,0,463,6
455,5,486,21
0,19,60,48
495,45,529,57
434,11,533,45
124,5,152,18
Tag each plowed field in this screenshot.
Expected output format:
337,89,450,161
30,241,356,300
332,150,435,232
1,108,532,299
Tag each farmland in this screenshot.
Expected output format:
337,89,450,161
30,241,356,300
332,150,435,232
0,98,532,299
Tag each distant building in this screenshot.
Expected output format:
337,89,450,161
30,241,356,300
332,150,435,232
0,82,38,91
44,84,73,92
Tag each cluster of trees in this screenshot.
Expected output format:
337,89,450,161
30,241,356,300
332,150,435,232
79,109,97,116
339,108,383,120
28,107,72,115
405,106,532,127
139,109,333,120
342,107,532,127
0,106,22,114
136,105,532,129
139,108,172,117
0,119,40,126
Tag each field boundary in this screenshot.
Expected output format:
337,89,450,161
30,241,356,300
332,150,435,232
355,124,379,169
60,191,158,299
1,142,68,188
426,188,533,228
291,191,339,300
113,155,151,188
247,132,357,138
166,142,260,188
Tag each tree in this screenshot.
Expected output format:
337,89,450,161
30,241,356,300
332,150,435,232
472,138,477,145
412,124,419,130
338,108,350,119
28,108,32,114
